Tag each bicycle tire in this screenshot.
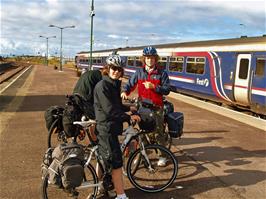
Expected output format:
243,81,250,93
41,163,98,199
126,144,178,193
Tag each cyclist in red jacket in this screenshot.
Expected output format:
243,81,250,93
121,46,170,166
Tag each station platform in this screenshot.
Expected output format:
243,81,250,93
0,64,265,199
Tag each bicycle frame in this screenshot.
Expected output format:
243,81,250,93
74,120,155,177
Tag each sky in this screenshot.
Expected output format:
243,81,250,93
1,0,266,57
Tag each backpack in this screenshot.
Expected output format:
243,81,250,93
44,106,64,132
47,143,85,190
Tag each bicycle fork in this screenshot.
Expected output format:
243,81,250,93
138,136,155,173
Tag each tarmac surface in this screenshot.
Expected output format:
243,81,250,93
0,64,265,199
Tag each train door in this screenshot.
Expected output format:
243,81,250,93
233,54,251,105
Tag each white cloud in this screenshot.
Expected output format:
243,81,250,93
1,0,265,56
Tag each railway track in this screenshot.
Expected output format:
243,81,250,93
0,62,30,84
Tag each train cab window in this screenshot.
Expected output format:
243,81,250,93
255,58,265,77
158,57,167,70
186,57,205,74
135,56,143,67
128,57,134,66
239,59,249,79
169,57,183,72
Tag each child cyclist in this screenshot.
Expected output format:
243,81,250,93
94,54,141,199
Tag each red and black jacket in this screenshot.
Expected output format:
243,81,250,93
122,65,170,107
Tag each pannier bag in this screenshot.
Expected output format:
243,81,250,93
50,142,85,190
166,112,184,138
138,106,156,132
62,94,85,137
163,100,174,115
62,106,82,138
44,106,64,131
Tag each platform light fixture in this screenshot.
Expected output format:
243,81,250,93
239,23,247,38
89,0,95,71
49,24,75,71
39,35,56,66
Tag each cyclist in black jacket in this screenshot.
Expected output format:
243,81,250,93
94,54,140,199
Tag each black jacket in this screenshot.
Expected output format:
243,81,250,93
94,76,130,135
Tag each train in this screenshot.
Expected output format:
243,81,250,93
75,36,266,117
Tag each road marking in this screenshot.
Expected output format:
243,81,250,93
0,66,32,94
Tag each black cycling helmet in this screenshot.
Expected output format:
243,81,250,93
143,46,158,56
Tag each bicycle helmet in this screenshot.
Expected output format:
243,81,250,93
106,54,125,68
143,46,157,56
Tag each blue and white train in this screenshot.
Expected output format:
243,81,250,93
75,36,266,117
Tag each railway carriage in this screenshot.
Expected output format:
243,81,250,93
75,36,266,117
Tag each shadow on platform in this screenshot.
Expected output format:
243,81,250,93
0,95,67,112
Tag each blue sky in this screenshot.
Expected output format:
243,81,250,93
1,0,266,57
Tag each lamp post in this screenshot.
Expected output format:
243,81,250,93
39,35,56,66
49,24,75,71
89,0,95,71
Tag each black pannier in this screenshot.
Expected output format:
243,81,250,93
62,106,82,138
138,106,156,132
166,112,184,138
62,94,85,137
163,100,174,115
44,106,64,131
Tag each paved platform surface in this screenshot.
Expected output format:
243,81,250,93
0,65,265,199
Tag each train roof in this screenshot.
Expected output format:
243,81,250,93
77,35,266,55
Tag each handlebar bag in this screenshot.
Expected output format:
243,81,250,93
138,106,156,132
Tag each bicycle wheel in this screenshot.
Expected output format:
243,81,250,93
47,119,69,148
127,144,178,193
41,163,98,199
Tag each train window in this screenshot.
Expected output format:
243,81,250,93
255,58,265,77
186,57,205,74
239,59,249,79
135,56,142,67
128,57,134,66
169,57,183,72
158,57,167,70
93,59,97,64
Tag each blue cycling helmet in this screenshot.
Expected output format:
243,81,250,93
106,54,125,68
143,46,157,56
